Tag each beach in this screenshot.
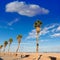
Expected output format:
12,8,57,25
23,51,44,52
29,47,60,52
0,52,60,60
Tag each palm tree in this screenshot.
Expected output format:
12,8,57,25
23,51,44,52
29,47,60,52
8,38,13,52
34,20,42,53
16,35,22,52
0,45,3,52
3,41,8,52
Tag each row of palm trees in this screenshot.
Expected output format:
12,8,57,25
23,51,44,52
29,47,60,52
0,35,22,53
0,20,42,53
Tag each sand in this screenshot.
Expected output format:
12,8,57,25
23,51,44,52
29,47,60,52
0,52,60,60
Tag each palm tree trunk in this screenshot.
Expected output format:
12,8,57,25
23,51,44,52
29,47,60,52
0,49,1,58
0,49,1,53
36,33,39,53
8,44,10,52
3,47,5,52
16,43,20,52
0,49,1,52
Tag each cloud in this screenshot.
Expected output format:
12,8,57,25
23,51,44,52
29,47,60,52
6,1,49,17
26,23,60,40
0,25,14,30
8,18,19,26
40,28,49,35
26,29,36,40
45,24,56,30
56,26,60,31
51,33,60,37
26,28,49,40
50,24,60,37
40,40,48,42
51,29,56,32
0,18,19,30
26,29,45,40
51,24,60,32
39,24,57,36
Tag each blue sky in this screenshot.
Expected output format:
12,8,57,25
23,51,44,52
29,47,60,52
0,0,60,52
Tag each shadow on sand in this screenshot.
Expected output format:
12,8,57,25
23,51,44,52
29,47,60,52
0,58,3,60
49,56,56,60
38,55,42,60
24,55,30,57
21,55,30,58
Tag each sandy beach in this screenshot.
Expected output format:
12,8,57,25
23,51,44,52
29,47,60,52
0,52,60,60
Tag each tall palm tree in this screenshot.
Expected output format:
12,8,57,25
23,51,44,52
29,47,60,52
3,41,8,52
16,35,22,52
8,38,13,52
34,20,42,53
0,45,3,52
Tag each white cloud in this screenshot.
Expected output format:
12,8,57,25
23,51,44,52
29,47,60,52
39,24,56,35
51,24,60,33
6,1,49,17
46,24,56,30
0,18,19,30
26,29,36,40
26,28,49,40
26,24,60,40
40,28,49,35
0,25,14,30
50,24,60,37
51,28,56,32
40,40,48,42
8,18,19,26
56,26,60,31
51,33,60,37
26,28,48,40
